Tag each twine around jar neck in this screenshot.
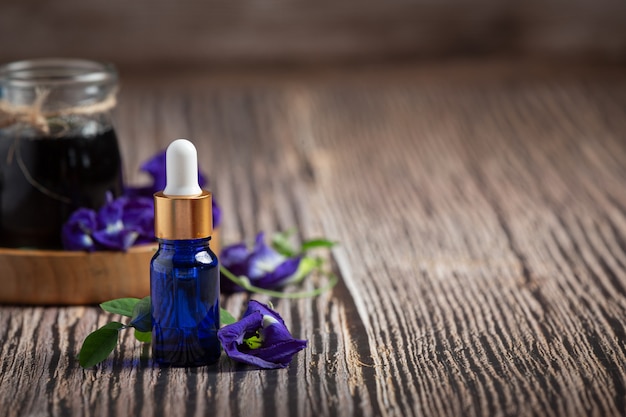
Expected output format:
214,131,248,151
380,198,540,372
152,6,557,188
0,87,117,136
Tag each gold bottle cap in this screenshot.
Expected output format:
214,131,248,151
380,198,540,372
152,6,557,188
154,190,213,240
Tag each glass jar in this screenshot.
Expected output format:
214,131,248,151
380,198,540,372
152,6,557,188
0,58,123,248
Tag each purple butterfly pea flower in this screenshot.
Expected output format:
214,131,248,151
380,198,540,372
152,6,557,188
61,208,98,251
92,195,154,250
217,300,307,369
220,232,301,293
118,196,155,244
61,195,155,251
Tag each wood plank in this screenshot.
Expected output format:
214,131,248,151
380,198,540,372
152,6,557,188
0,64,625,416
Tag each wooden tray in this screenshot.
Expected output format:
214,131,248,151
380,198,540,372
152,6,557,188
0,230,220,305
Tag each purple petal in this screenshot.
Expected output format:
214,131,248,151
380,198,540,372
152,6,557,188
93,228,139,251
140,150,167,193
97,196,124,229
91,196,146,250
121,197,155,239
251,323,308,367
217,301,307,369
252,257,301,289
220,243,250,276
220,233,303,293
220,242,252,293
212,199,221,228
243,300,285,323
61,208,98,251
247,232,286,280
218,311,281,369
246,233,300,289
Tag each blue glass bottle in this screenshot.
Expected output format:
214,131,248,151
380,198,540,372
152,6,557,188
151,237,220,366
150,138,220,367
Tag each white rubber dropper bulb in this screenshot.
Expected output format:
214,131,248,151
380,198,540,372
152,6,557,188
163,139,203,197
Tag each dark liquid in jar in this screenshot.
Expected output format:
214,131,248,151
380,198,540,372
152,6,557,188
0,128,123,248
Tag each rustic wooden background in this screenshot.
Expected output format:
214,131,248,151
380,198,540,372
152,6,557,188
0,0,625,68
0,62,625,416
1,1,626,415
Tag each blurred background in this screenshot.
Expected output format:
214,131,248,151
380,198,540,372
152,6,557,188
1,0,625,72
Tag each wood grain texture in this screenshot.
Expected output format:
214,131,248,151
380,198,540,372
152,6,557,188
0,0,625,67
1,62,626,416
0,245,156,305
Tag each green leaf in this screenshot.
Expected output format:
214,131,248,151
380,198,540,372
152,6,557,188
79,322,124,368
134,329,152,343
100,298,141,317
301,238,337,252
130,296,151,333
220,308,237,326
271,229,297,257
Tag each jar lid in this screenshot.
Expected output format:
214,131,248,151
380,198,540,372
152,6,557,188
0,58,117,88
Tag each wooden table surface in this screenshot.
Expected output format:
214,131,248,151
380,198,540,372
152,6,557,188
1,62,626,417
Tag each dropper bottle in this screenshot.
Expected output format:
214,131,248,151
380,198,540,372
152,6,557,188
151,139,220,366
